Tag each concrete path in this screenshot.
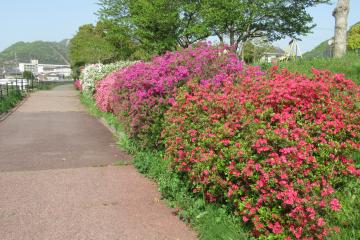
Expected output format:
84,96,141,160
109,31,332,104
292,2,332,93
0,85,196,240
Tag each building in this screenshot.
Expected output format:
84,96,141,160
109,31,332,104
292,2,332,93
18,60,71,80
19,60,39,74
260,47,285,63
2,65,22,79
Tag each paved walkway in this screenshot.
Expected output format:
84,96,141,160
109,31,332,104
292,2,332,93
0,85,196,240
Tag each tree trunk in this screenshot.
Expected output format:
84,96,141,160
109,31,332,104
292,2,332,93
229,30,235,46
332,0,350,58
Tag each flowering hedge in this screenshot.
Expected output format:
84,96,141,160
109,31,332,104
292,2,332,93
80,61,134,95
91,43,360,239
95,43,248,147
163,67,360,239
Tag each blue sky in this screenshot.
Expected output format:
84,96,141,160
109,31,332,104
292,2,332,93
0,0,359,53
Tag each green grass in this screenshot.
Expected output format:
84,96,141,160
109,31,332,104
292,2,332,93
258,53,360,85
328,178,360,240
80,93,252,240
0,88,24,113
326,151,360,240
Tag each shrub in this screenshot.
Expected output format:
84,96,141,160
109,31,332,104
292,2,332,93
163,67,360,239
80,61,134,95
74,79,81,91
0,87,23,113
95,43,248,147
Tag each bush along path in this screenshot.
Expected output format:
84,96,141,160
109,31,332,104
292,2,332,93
0,84,196,240
81,43,360,240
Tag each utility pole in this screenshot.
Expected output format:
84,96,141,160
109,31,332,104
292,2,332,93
332,0,350,58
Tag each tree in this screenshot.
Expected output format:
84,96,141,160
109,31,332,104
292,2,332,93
69,23,120,78
333,0,350,58
128,0,180,55
347,22,360,51
200,0,330,53
23,71,35,80
95,20,137,60
97,0,210,56
69,24,117,68
176,0,210,48
96,0,330,57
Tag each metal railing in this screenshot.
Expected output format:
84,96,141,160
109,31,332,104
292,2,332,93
0,79,29,101
0,78,71,113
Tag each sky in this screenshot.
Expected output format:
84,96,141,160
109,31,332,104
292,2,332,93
0,0,359,53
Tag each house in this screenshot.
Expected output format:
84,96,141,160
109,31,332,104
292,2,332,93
260,47,285,63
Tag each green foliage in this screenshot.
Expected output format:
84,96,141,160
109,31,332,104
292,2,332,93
328,177,360,240
0,87,23,113
80,93,251,240
96,20,138,60
96,0,331,56
348,22,360,51
22,71,35,80
0,40,69,66
97,0,210,56
264,53,360,85
69,23,118,69
200,0,330,50
129,0,179,54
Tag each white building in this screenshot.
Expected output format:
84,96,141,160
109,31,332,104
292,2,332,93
19,60,71,80
260,47,285,63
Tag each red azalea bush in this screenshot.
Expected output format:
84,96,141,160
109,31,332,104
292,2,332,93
163,67,360,239
95,43,254,147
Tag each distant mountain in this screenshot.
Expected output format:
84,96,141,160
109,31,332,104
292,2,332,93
0,40,70,66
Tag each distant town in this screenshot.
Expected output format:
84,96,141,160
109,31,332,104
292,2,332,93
1,59,71,81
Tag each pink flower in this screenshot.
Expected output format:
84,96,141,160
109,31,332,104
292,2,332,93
257,129,265,135
317,218,325,227
168,97,176,105
330,198,341,211
283,189,298,205
290,225,303,239
220,139,231,146
269,222,283,234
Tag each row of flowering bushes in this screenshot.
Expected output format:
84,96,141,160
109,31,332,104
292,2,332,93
95,43,252,147
79,61,134,95
91,43,360,239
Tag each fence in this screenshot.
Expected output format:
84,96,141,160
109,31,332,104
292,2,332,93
0,78,72,113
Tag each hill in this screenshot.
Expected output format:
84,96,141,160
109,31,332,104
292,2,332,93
303,22,360,58
303,40,330,58
0,40,70,66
